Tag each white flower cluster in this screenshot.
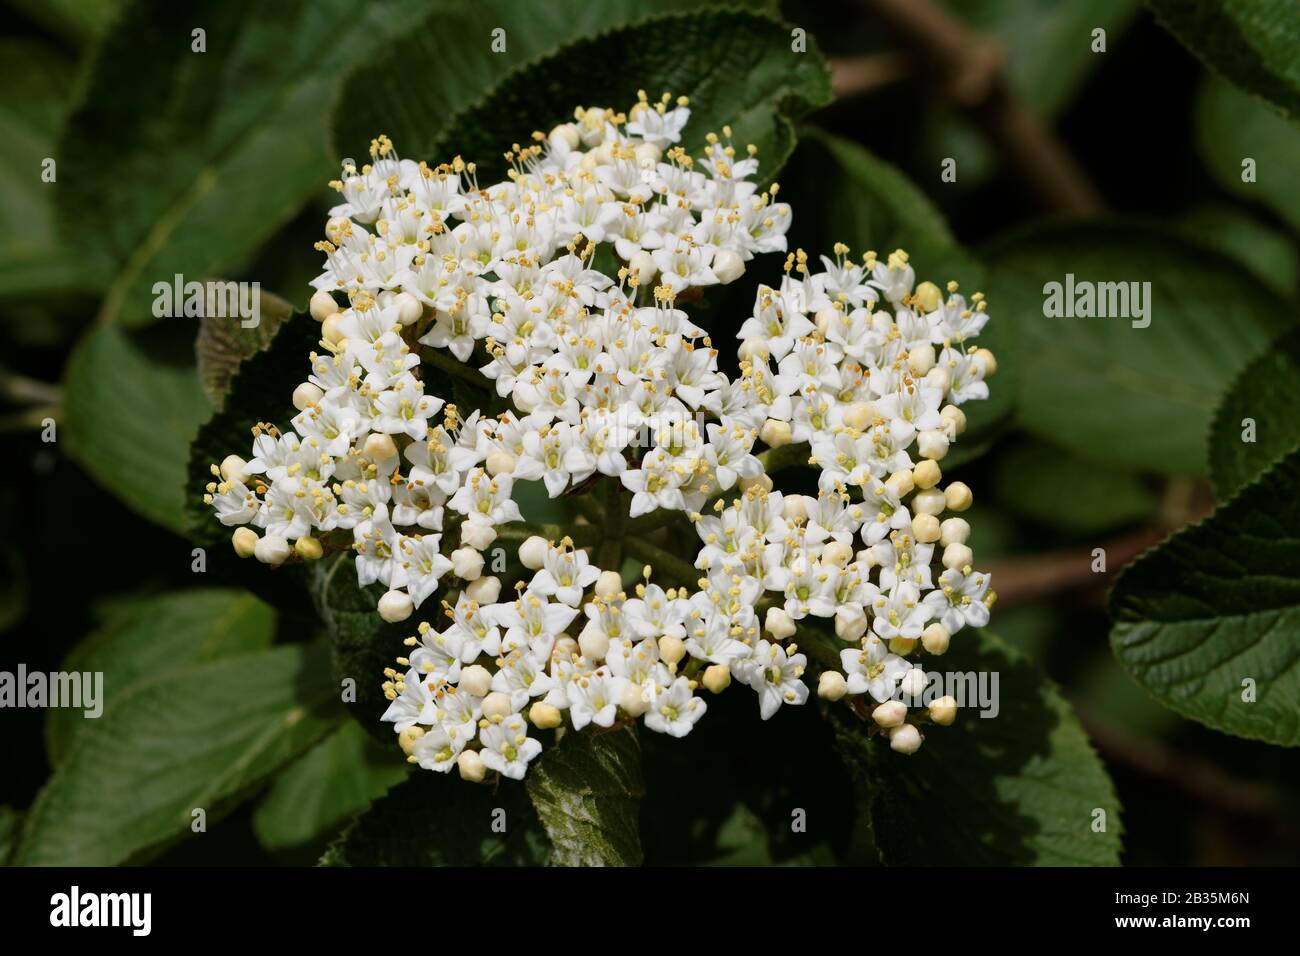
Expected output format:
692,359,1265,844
203,91,996,780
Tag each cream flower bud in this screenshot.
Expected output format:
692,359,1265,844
553,635,577,659
363,432,398,461
939,516,970,546
232,527,258,559
620,683,650,717
765,606,796,640
907,345,936,376
309,290,337,321
292,382,324,411
321,312,345,344
872,700,907,728
759,418,792,448
899,667,928,699
782,494,810,523
295,536,323,561
834,605,868,642
220,454,248,483
889,723,923,754
886,468,914,498
817,670,848,701
924,366,950,392
466,575,501,605
628,250,656,286
549,122,580,151
913,281,942,313
459,664,492,698
378,589,413,623
842,401,876,431
481,692,512,719
634,142,661,168
889,636,917,656
398,725,425,756
518,535,548,570
822,539,854,567
659,635,686,666
943,542,973,570
944,481,973,512
460,522,498,551
529,702,563,729
815,306,840,336
712,249,745,284
511,381,542,412
703,664,731,694
450,547,484,580
974,347,997,376
594,569,623,602
940,403,967,436
917,428,949,461
485,450,516,476
457,749,486,783
579,629,610,663
912,488,946,516
738,473,773,493
929,695,958,726
912,513,941,543
254,534,291,566
393,291,423,326
913,459,942,489
738,338,770,362
921,622,951,655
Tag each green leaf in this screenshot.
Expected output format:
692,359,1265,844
1209,331,1300,499
5,0,120,45
833,630,1123,865
525,725,644,866
1176,203,1299,298
332,0,775,164
1110,447,1300,747
1149,0,1300,120
46,589,276,767
984,221,1288,474
320,771,550,866
993,438,1157,535
420,9,832,188
63,321,211,532
782,129,1016,463
195,290,295,407
1197,76,1300,236
14,642,339,866
60,0,432,327
0,806,19,866
254,721,407,851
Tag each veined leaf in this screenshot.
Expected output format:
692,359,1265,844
1209,331,1300,499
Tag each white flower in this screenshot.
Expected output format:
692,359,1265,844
743,639,809,719
642,676,706,737
478,714,543,780
840,637,911,703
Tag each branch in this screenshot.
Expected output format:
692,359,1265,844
829,53,910,99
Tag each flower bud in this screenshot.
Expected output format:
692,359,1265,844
912,459,942,489
321,313,346,344
940,404,967,436
872,700,907,728
913,281,942,313
759,418,792,448
889,723,923,754
378,589,414,623
815,306,839,336
738,473,773,493
579,629,609,663
485,450,516,476
459,664,492,697
460,522,498,551
450,547,484,580
917,428,949,460
817,670,848,701
886,468,914,498
822,539,853,567
309,290,338,321
907,345,936,376
974,347,997,376
921,622,950,655
529,702,563,729
842,401,876,431
518,535,548,570
634,142,661,168
363,432,398,461
912,513,941,543
889,636,917,656
398,725,425,756
294,536,323,561
943,542,973,570
548,122,580,151
628,250,656,286
912,488,946,516
457,749,486,782
712,249,745,284
765,606,796,640
924,366,950,392
659,635,686,666
254,534,291,566
703,664,731,694
738,338,770,362
939,517,970,546
481,692,512,719
394,291,423,326
944,481,972,512
553,636,577,658
466,575,501,605
594,569,623,601
899,667,928,699
292,382,324,411
782,494,811,523
220,454,248,483
232,527,258,559
620,683,649,717
929,695,958,726
511,380,542,412
834,605,868,642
